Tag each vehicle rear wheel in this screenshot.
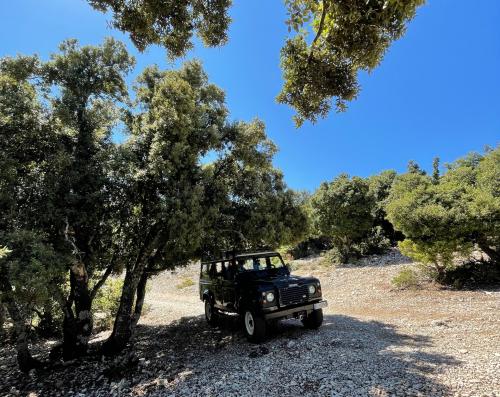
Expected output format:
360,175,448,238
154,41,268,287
205,299,218,327
302,308,323,329
243,310,266,343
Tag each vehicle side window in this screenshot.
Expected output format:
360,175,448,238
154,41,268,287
215,262,226,278
201,264,209,277
267,256,282,268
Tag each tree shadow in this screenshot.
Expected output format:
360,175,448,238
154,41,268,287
1,314,461,396
127,313,459,396
338,248,414,269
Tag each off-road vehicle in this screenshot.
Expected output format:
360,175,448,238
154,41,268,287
199,251,328,342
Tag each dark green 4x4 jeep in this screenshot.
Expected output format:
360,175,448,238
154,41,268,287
199,251,328,342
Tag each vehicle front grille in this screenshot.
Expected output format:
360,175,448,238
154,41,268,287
279,285,308,306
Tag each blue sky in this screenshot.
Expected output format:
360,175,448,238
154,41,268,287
1,0,499,191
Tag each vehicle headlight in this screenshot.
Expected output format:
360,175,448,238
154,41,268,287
265,292,275,302
308,285,316,295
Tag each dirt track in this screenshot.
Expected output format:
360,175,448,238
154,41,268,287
1,249,499,396
136,249,500,396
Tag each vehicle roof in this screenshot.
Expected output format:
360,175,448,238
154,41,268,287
201,251,281,264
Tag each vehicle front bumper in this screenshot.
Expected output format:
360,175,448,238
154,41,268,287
263,300,328,320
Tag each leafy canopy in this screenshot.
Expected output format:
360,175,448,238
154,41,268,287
88,0,231,58
85,0,425,126
386,147,500,273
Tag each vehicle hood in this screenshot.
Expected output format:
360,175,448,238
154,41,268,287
239,273,319,289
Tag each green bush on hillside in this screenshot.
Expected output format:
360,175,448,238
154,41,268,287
387,146,500,284
391,267,421,290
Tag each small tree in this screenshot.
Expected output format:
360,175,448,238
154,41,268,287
386,147,500,281
311,174,375,262
367,170,401,243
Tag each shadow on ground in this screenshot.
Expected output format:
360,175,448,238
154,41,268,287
1,314,460,396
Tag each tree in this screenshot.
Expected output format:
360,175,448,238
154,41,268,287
367,170,401,243
103,62,308,353
88,0,231,58
432,157,440,183
0,39,309,363
1,38,136,362
278,0,425,126
0,63,69,370
85,0,425,126
311,174,375,262
407,159,426,175
386,147,500,280
40,38,135,359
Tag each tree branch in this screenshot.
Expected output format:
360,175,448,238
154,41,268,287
90,254,116,300
307,0,329,66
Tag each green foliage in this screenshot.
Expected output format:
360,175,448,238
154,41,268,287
176,278,195,289
432,157,440,183
305,171,396,263
367,170,401,243
391,267,421,290
387,146,500,282
88,0,231,57
311,174,382,262
0,231,66,318
1,39,309,357
278,0,425,126
93,279,124,331
84,0,424,126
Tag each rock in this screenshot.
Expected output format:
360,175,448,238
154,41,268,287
431,319,448,327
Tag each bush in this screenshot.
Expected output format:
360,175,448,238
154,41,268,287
320,227,391,265
176,277,195,289
391,267,421,290
93,278,123,332
438,259,500,289
286,236,333,259
386,147,500,285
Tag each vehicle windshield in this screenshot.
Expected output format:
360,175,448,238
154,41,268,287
237,255,286,272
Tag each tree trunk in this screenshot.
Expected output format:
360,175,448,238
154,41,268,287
60,263,93,360
70,263,93,357
132,272,148,328
102,268,138,355
478,242,499,264
0,275,40,372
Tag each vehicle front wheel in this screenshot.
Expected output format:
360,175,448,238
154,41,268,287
243,310,266,343
302,308,323,329
204,299,218,327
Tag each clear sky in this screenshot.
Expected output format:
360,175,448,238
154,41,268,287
1,0,499,191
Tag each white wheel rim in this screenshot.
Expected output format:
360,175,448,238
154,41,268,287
205,301,212,320
245,311,255,335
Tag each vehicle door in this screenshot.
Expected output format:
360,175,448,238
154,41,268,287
220,260,237,311
212,262,225,308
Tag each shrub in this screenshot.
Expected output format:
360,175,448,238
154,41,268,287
386,147,500,285
391,267,421,290
176,277,195,289
286,236,333,259
93,278,123,332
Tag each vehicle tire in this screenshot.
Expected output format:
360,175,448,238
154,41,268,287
243,310,266,343
302,308,323,329
204,299,218,327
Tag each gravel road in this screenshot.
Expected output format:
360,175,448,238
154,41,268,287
2,249,499,396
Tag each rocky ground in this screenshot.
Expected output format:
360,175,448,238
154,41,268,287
1,249,499,396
